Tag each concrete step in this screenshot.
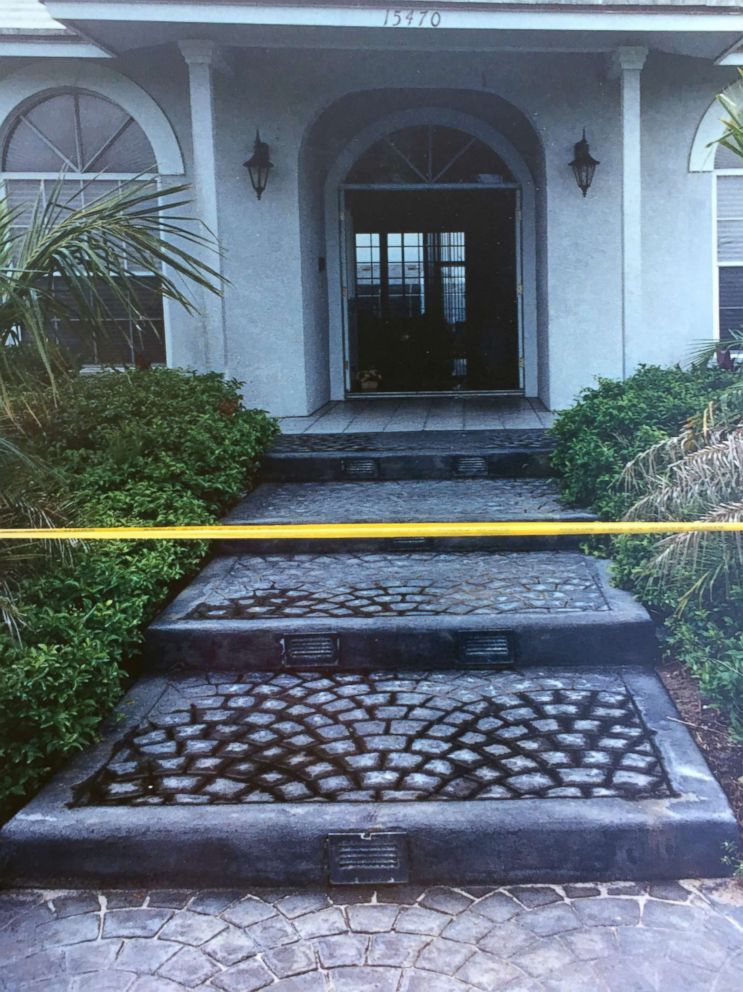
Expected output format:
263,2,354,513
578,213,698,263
263,429,553,482
3,666,736,887
219,478,594,553
146,551,655,670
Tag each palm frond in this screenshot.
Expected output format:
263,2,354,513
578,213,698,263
625,429,743,521
642,501,743,610
0,176,223,405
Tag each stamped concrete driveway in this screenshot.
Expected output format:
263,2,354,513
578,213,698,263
1,879,742,992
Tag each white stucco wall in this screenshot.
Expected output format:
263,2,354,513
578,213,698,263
0,41,737,416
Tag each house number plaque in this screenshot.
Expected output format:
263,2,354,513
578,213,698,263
382,9,442,27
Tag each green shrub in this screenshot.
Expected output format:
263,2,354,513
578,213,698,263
663,600,743,739
551,363,743,738
10,367,277,516
550,365,735,518
0,367,278,818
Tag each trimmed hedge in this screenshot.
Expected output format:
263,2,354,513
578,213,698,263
0,367,277,817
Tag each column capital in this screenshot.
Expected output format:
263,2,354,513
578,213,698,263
609,46,649,77
179,39,220,67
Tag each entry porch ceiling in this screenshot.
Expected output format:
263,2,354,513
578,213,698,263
41,2,743,59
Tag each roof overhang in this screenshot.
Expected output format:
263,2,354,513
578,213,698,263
0,33,109,57
41,2,743,60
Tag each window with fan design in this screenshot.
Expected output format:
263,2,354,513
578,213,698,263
1,90,165,365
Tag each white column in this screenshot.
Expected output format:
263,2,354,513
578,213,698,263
611,46,648,379
179,39,226,371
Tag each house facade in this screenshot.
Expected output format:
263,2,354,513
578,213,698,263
2,0,743,416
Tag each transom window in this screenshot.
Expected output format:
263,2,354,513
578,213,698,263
1,90,164,366
346,125,514,186
3,91,154,175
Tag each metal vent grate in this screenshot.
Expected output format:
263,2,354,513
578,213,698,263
454,456,488,478
327,831,410,884
342,458,379,479
389,536,432,551
281,633,340,667
459,630,514,666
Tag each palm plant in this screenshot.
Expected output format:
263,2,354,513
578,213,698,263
621,341,743,608
0,176,221,407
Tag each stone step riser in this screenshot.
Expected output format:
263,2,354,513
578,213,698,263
145,615,657,671
264,450,552,483
3,805,734,889
215,535,589,555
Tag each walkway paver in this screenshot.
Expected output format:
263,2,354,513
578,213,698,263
1,880,741,991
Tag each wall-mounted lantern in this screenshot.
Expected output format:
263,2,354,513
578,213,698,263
244,130,273,200
570,129,599,197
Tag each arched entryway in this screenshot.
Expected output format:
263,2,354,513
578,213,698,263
323,108,537,399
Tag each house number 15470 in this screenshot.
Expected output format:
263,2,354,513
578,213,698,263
383,9,442,27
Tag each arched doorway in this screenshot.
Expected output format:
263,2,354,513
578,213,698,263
337,123,524,395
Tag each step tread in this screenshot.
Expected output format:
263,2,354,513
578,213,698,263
226,478,594,526
271,429,552,457
76,668,669,807
167,551,611,622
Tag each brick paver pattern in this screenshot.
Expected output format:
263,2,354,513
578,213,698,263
1,880,742,991
76,670,669,806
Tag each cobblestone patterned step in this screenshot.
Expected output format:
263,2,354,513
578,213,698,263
3,668,737,887
146,552,653,669
75,670,670,807
225,478,593,526
183,552,608,621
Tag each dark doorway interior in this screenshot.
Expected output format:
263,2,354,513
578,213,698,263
346,189,519,393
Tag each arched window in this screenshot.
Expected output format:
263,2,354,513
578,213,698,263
346,125,514,186
715,141,743,344
1,89,165,366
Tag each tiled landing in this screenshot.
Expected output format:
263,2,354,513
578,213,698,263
278,398,554,435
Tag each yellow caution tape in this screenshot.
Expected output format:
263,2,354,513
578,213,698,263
0,521,742,541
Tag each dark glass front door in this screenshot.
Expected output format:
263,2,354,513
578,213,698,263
346,189,520,393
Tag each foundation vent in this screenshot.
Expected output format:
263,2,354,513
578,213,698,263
389,536,432,551
327,831,410,885
281,633,340,667
454,456,488,478
342,458,379,479
459,630,514,666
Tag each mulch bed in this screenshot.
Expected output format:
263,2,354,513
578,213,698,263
659,659,743,834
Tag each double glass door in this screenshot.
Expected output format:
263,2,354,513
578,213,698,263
344,189,521,393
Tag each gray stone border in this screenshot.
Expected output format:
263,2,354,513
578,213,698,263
1,667,736,889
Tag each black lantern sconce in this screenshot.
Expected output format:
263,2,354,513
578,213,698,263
244,130,273,200
570,129,599,197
